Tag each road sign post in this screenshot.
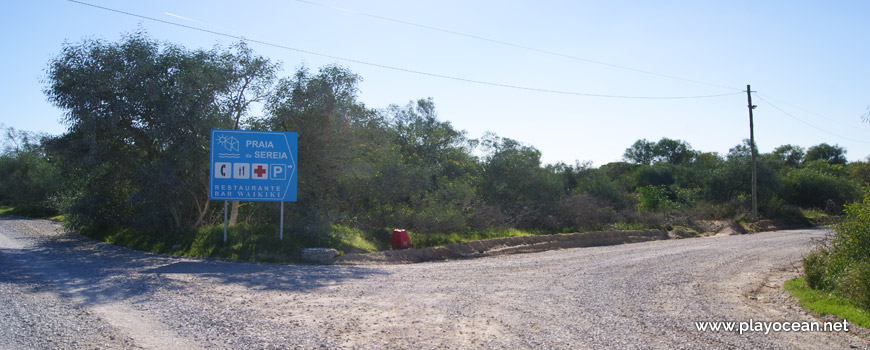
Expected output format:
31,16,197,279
209,129,298,242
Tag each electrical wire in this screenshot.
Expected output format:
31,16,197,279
756,92,860,129
65,0,744,100
292,0,742,92
753,94,869,144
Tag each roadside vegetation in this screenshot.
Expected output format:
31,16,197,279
785,278,870,329
0,31,867,262
789,187,870,327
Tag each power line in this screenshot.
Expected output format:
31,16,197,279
753,94,870,144
66,0,743,100
293,0,742,92
756,92,860,129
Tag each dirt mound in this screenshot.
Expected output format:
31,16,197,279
745,219,811,232
333,229,669,265
330,219,815,265
667,228,698,239
690,220,747,236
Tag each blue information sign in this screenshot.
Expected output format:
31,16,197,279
209,129,297,202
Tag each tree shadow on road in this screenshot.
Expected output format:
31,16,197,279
0,218,389,307
143,260,386,292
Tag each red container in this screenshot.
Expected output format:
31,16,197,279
391,229,410,249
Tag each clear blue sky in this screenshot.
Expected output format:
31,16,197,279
2,0,869,166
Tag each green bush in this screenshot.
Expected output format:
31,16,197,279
834,192,870,263
328,224,382,253
784,167,859,210
785,277,870,329
410,197,470,234
574,170,624,208
636,185,674,212
760,197,808,225
0,149,61,213
841,261,870,309
802,187,870,309
4,204,59,219
803,248,833,290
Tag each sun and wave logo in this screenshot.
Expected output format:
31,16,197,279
216,134,240,158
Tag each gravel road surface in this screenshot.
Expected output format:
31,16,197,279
0,216,867,349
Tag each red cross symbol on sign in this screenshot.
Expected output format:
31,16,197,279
253,165,267,178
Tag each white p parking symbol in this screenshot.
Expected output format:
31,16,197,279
271,164,286,180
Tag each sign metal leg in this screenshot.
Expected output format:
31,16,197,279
223,200,228,243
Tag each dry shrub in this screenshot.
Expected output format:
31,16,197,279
469,204,512,231
558,194,617,231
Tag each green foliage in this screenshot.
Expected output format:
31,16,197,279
848,161,870,185
772,144,805,168
802,159,848,177
598,162,641,194
32,32,870,259
328,225,381,254
365,98,479,233
784,277,870,329
572,168,624,208
653,138,696,165
267,65,369,201
609,221,653,231
0,127,61,214
480,134,556,203
623,139,656,165
410,228,535,249
802,187,870,309
623,137,695,165
841,261,870,309
835,190,870,266
801,208,830,220
804,248,834,290
759,197,806,225
632,163,676,189
702,140,782,209
95,222,342,262
636,185,674,212
44,31,278,234
784,166,859,210
0,205,59,219
479,133,564,228
558,194,617,231
806,143,847,165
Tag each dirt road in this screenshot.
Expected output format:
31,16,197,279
0,216,866,349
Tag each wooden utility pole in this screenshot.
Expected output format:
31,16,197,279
746,85,758,220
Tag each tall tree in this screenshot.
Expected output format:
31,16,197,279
480,133,563,227
376,98,478,232
217,42,280,226
624,139,656,165
265,65,377,233
806,143,847,165
43,31,248,232
653,138,695,165
624,138,694,165
772,144,805,168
